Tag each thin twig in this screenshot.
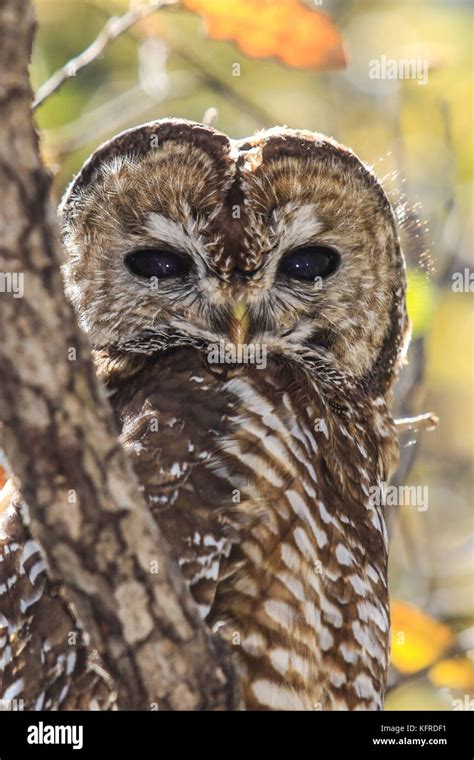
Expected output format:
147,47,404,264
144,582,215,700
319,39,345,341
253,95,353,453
202,106,219,126
42,79,190,160
174,45,275,126
395,412,439,434
33,0,178,110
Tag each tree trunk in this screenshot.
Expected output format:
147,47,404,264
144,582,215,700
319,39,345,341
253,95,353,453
0,0,238,711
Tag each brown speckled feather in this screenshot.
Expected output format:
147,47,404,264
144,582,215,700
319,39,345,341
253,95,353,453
0,486,114,709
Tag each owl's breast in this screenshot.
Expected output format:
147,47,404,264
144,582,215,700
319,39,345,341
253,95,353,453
105,347,391,710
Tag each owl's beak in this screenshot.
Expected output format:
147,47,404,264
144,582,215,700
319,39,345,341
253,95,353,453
229,299,250,345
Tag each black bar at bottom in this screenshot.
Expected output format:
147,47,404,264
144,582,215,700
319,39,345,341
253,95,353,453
0,709,471,757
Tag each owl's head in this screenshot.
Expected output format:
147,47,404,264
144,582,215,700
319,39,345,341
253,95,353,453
60,118,409,399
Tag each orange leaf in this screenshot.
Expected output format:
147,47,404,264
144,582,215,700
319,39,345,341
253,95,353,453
182,0,346,69
429,658,474,692
391,600,454,674
0,464,7,490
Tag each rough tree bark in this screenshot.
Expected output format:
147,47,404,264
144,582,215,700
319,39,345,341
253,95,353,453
0,0,238,710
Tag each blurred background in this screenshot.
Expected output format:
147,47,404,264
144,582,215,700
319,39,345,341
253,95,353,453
31,0,473,710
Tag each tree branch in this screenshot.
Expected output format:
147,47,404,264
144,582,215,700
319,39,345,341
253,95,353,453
33,0,178,110
395,412,439,434
0,0,238,711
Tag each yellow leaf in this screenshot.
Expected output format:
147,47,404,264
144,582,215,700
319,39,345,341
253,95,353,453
391,600,454,674
406,268,437,338
429,658,474,691
182,0,346,69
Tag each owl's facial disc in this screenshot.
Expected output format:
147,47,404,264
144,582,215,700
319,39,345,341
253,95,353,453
60,119,408,396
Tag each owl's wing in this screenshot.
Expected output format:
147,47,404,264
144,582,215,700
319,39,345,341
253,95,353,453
0,477,115,710
111,349,240,619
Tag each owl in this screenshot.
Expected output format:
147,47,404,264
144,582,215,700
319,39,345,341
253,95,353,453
0,119,409,711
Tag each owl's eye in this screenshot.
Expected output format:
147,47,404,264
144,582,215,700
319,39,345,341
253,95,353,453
125,249,192,279
278,246,340,282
